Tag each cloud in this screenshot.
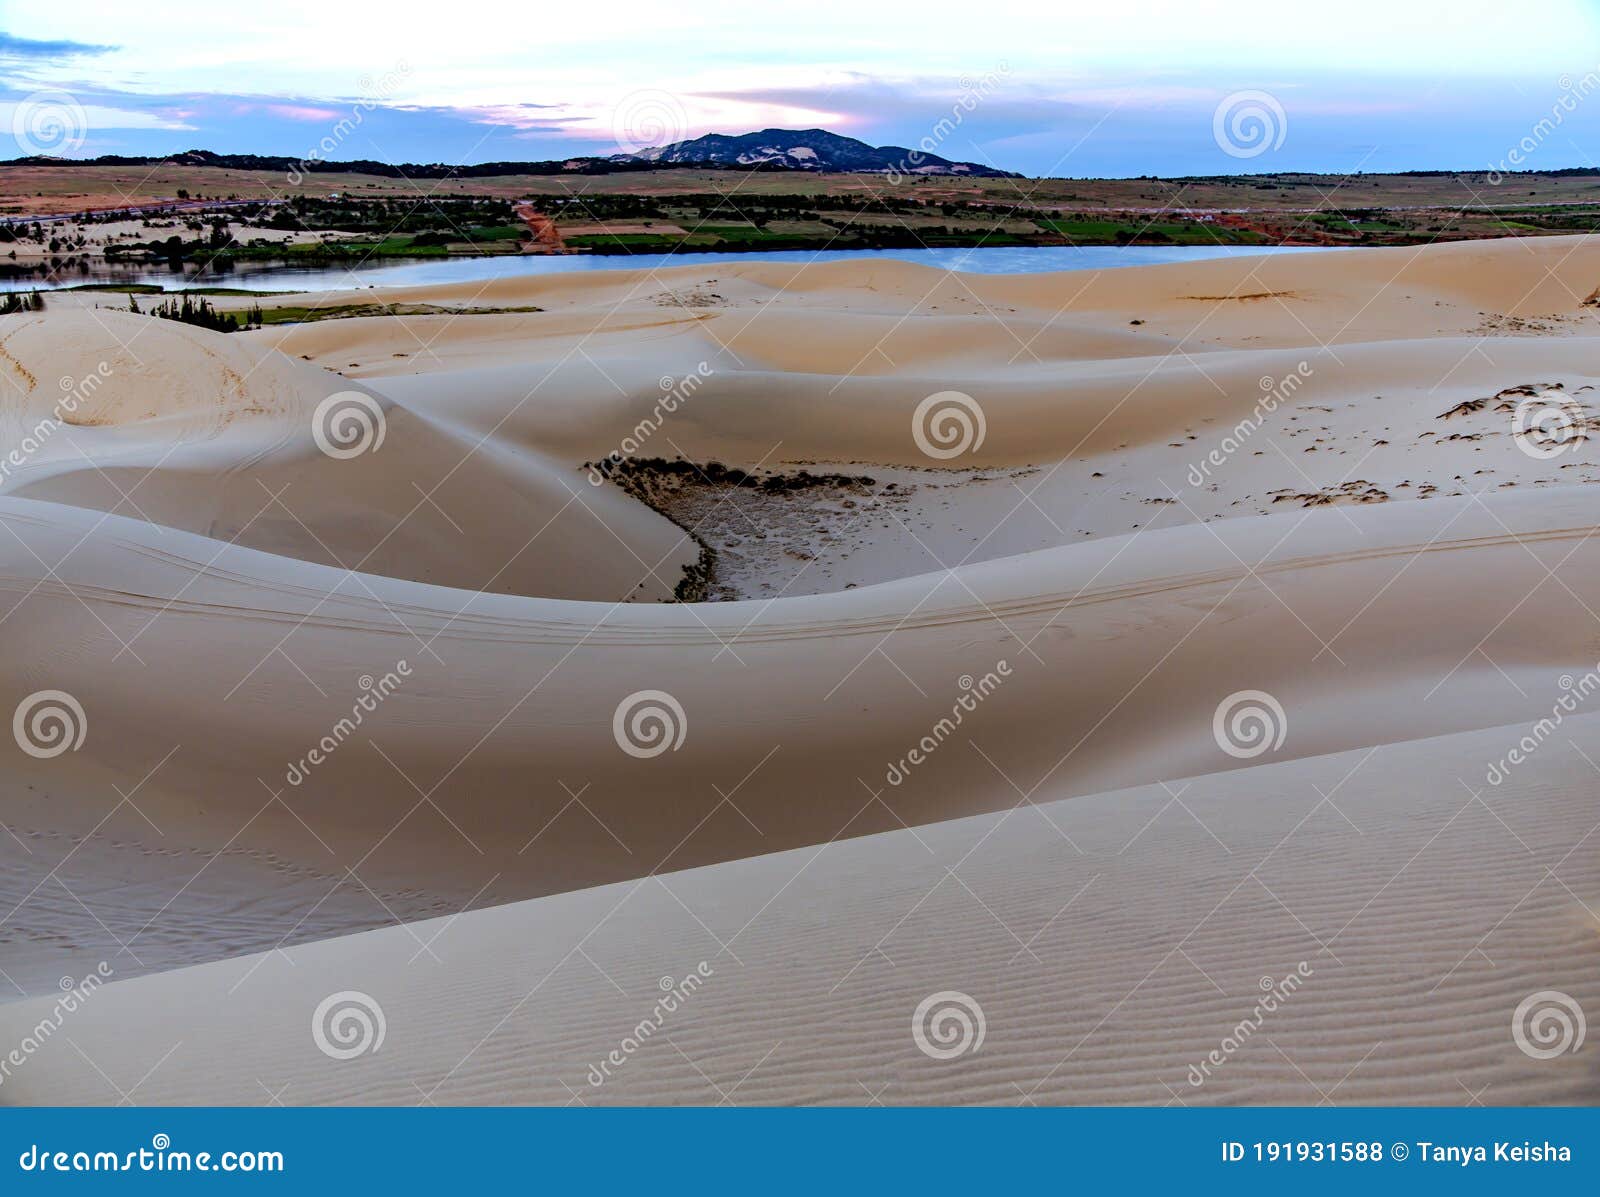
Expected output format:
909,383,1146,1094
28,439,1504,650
693,76,1082,140
0,99,195,133
0,33,117,59
468,92,850,153
263,104,343,121
457,102,564,130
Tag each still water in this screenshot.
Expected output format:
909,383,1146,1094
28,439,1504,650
4,244,1337,293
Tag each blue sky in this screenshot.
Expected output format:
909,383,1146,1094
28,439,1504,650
4,1,1600,176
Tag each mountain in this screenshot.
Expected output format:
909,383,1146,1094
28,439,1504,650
624,128,1018,177
0,150,664,179
1,131,1021,179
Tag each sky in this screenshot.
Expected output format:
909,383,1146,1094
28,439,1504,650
4,0,1600,177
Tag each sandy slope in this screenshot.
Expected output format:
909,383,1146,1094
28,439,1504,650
3,236,1599,1104
2,714,1594,1106
253,238,1600,593
3,484,1600,990
0,311,693,601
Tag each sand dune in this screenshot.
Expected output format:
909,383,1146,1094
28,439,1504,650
4,236,1598,1104
3,714,1594,1106
0,311,693,601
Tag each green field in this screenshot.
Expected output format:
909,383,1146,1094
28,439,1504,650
1038,217,1270,245
13,164,1600,276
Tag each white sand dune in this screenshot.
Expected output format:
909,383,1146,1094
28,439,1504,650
3,236,1598,1104
2,715,1594,1106
0,312,693,601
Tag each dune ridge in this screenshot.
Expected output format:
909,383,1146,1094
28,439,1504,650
3,715,1594,1106
3,236,1598,1104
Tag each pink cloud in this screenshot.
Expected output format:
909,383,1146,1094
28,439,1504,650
265,104,343,121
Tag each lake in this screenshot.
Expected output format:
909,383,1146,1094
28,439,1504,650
4,244,1338,294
